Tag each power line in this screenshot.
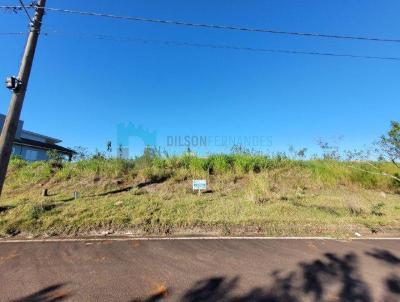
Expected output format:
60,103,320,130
1,4,400,43
1,31,399,61
39,7,400,44
18,0,33,23
0,32,27,35
76,33,400,61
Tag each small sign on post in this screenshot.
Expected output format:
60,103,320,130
73,191,80,200
193,179,207,195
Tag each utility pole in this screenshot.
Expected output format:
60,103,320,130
0,0,46,198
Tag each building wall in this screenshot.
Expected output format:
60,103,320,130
12,145,48,161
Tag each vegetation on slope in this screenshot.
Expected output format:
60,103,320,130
1,121,399,237
1,151,399,238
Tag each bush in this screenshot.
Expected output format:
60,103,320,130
392,173,400,191
9,155,27,169
371,202,385,216
46,149,64,165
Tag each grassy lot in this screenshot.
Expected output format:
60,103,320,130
1,154,400,238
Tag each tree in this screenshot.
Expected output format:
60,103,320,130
106,141,112,153
347,122,400,186
380,121,400,167
46,149,64,168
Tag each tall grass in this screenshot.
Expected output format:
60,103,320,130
3,153,400,237
6,152,399,193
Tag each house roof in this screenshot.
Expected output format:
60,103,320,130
14,137,76,155
21,130,62,144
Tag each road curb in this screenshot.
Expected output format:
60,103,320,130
0,236,400,243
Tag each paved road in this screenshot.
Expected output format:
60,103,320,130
0,238,399,301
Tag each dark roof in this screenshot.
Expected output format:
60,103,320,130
14,137,76,155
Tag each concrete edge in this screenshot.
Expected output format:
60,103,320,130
0,236,399,243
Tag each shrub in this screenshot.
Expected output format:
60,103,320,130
392,173,400,190
9,155,27,169
349,169,378,189
135,147,160,170
371,202,385,216
245,175,273,204
46,149,64,165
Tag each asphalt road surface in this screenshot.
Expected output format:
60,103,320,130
0,238,399,301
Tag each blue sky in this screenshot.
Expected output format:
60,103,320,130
0,0,399,157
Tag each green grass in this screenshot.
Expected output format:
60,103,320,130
1,155,399,238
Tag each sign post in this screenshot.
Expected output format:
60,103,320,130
192,179,207,195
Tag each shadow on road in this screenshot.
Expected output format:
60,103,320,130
10,249,400,302
11,283,71,302
133,250,400,302
386,274,400,295
365,248,400,265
